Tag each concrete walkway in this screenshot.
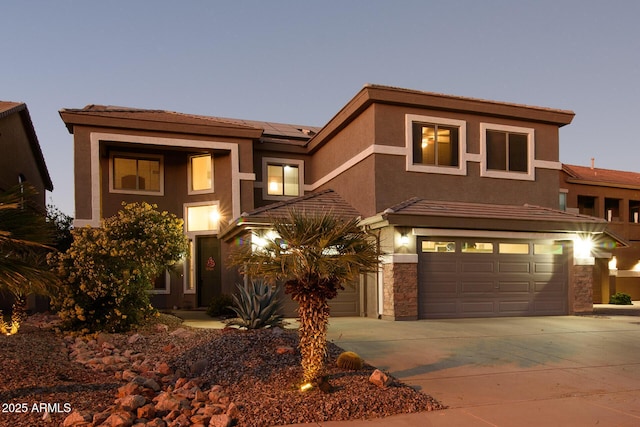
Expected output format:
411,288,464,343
173,307,640,426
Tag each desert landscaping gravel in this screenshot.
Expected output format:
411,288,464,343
0,314,444,426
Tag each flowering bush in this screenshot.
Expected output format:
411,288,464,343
49,202,188,332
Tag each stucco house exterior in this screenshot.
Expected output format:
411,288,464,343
60,85,621,319
561,163,640,302
0,101,54,311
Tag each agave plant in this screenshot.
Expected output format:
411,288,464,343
225,280,284,329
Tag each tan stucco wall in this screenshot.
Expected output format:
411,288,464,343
0,113,47,208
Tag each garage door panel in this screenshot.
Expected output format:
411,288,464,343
461,262,494,273
425,261,457,273
497,281,530,293
534,280,565,294
422,280,457,295
461,281,495,293
498,262,530,273
535,262,565,274
499,300,531,313
421,301,458,316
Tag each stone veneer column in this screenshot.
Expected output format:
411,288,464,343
382,260,418,320
571,264,594,314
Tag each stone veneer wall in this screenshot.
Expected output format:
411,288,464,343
572,264,594,314
382,262,418,320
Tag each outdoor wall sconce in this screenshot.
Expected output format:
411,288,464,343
400,234,410,246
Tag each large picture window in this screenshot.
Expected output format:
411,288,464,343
110,153,163,194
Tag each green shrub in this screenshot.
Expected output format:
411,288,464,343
225,281,284,329
48,202,188,333
206,294,235,318
609,292,633,305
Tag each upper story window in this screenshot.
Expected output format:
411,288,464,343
262,157,304,200
412,123,459,167
405,114,467,176
480,123,534,180
110,152,163,195
188,154,214,194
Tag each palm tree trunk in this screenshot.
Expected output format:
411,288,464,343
297,294,330,383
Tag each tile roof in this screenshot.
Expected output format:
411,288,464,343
384,198,606,225
563,164,640,188
237,189,361,223
0,101,25,117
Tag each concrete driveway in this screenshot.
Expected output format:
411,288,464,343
323,315,640,426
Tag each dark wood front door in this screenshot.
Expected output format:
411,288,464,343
196,236,221,307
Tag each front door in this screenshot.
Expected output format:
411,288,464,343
196,236,221,307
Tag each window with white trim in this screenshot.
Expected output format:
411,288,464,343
481,123,534,180
262,157,304,199
185,202,221,233
110,152,163,194
188,154,214,194
406,114,467,175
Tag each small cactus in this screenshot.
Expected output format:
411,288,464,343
336,351,363,370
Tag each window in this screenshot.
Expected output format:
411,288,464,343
534,244,564,255
481,123,534,180
111,153,163,194
268,164,299,196
462,242,494,253
189,154,213,194
406,115,467,175
262,158,304,199
486,130,528,172
185,203,220,233
605,198,621,221
412,123,459,167
151,270,170,294
559,191,567,211
630,200,640,223
577,195,596,217
499,243,529,254
421,241,456,253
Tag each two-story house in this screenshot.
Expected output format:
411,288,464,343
61,85,619,319
561,163,640,302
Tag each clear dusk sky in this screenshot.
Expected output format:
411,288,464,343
2,0,639,217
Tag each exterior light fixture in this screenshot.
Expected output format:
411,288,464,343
574,236,593,259
400,234,410,246
608,256,617,270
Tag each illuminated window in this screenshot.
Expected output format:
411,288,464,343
406,115,467,176
534,244,564,255
499,243,529,254
263,158,304,199
186,204,220,232
412,123,459,167
462,242,494,253
112,154,162,193
421,241,456,253
189,154,213,193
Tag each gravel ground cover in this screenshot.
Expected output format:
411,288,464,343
0,314,444,426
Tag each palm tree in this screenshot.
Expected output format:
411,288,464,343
230,210,379,385
0,184,57,334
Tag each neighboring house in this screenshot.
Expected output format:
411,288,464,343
61,85,620,319
561,163,640,301
0,102,53,208
0,101,54,311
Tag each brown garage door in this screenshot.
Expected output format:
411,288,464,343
418,238,568,319
279,280,360,318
